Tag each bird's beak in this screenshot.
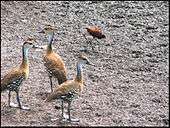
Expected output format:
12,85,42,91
87,60,95,66
32,45,44,49
38,30,45,34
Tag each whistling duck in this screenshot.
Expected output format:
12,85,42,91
46,54,93,122
1,38,39,110
39,25,67,92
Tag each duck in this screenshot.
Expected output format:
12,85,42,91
46,54,93,122
1,38,39,110
39,25,67,92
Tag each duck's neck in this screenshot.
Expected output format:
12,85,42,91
76,62,83,82
21,46,29,68
47,32,54,54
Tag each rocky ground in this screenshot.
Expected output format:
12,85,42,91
1,1,169,127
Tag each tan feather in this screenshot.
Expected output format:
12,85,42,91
1,65,28,92
46,79,83,102
44,51,67,84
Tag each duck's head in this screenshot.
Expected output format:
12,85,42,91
23,38,36,49
23,38,42,50
78,53,94,66
39,24,57,35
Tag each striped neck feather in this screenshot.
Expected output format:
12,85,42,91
47,32,54,52
76,62,83,82
22,47,29,63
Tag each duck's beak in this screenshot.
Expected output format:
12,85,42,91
87,60,95,66
32,45,44,49
38,30,45,34
89,62,95,66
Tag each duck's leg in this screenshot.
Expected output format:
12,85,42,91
8,90,11,107
16,90,30,110
89,40,95,51
8,90,18,108
82,33,94,52
94,37,101,51
61,100,64,118
51,100,64,122
67,101,79,122
60,100,69,122
49,76,53,92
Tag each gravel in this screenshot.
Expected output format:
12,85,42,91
1,1,169,127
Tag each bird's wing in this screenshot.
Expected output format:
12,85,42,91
43,53,67,83
44,53,66,71
46,80,79,102
1,68,25,91
94,26,102,32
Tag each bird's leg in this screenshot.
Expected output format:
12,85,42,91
94,38,101,51
8,90,11,107
82,34,91,52
8,90,16,107
61,100,69,122
16,90,21,107
49,76,53,92
16,90,30,110
68,101,71,121
51,100,64,122
67,101,79,122
61,100,64,118
89,40,95,51
95,38,101,44
8,90,18,108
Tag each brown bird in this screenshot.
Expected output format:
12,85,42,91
86,26,106,39
39,25,67,92
1,38,39,110
46,54,93,122
83,26,106,51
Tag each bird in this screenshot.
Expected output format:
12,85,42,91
45,54,93,122
1,38,39,110
86,26,106,39
83,26,106,51
39,25,67,92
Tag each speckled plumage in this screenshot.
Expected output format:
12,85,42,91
45,54,91,122
1,40,36,110
46,78,83,102
1,45,30,92
1,66,27,92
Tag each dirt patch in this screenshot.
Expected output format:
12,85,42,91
1,1,169,126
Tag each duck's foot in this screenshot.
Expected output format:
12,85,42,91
61,117,80,123
68,117,80,122
20,105,30,111
9,102,19,108
61,118,68,122
51,118,58,121
9,103,30,110
63,112,69,119
64,114,79,122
